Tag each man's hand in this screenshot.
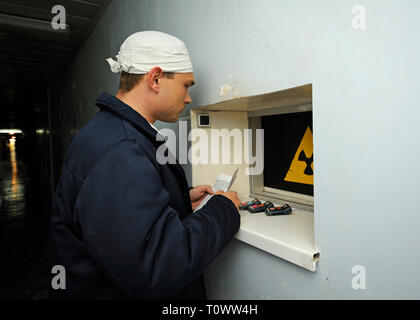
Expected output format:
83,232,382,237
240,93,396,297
215,190,241,211
189,185,214,210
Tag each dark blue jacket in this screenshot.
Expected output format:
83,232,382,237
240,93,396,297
49,92,240,300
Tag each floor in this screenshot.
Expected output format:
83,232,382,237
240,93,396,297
0,142,50,300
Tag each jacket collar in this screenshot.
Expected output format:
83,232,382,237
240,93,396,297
95,92,166,147
95,92,189,192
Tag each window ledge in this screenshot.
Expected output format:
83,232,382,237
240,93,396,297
235,198,320,272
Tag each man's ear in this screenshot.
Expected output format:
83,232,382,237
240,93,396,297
147,67,163,93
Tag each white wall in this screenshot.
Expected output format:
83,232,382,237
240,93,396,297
53,0,420,299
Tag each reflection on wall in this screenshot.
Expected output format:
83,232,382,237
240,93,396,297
9,136,18,200
1,135,26,220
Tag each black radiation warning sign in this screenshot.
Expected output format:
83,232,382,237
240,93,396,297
262,112,313,196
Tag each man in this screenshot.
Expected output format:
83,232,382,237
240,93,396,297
49,31,241,300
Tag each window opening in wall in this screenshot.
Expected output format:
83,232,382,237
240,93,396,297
247,85,314,210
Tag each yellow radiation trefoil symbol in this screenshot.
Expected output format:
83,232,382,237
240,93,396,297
284,127,313,185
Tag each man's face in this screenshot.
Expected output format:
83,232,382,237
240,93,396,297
157,72,195,122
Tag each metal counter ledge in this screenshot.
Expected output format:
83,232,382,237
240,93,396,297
234,197,320,272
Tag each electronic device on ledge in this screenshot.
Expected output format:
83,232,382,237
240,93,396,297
247,201,274,213
239,199,261,210
264,204,293,216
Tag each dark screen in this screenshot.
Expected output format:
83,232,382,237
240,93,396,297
261,111,313,196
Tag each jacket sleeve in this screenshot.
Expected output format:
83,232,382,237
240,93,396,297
74,139,240,299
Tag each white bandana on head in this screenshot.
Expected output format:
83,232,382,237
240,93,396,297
106,31,193,74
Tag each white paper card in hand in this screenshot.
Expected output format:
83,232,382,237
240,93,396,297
193,169,238,213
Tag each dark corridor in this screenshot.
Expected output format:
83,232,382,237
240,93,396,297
0,136,50,299
0,0,111,300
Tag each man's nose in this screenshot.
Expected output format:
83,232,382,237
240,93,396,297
185,92,192,104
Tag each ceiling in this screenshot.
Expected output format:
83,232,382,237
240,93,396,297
0,0,111,87
0,0,111,129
